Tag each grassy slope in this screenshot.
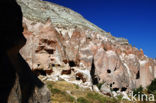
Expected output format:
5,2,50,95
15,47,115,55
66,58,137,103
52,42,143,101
46,81,131,103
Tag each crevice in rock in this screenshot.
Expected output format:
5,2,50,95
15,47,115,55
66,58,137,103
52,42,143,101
90,57,99,85
114,67,117,71
136,70,140,79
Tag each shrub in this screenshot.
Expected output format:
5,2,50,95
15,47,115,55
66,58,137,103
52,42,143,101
147,79,156,99
147,79,156,93
96,82,104,90
133,86,143,96
66,95,75,102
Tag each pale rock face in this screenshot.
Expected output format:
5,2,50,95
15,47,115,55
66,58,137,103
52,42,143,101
94,49,129,90
139,60,155,88
121,92,131,101
92,85,100,93
17,0,155,95
121,54,140,89
100,83,112,95
154,64,156,78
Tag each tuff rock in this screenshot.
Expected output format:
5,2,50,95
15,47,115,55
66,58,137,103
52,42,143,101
17,0,156,95
0,0,51,102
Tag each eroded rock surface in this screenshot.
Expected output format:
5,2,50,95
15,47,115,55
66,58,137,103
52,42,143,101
17,0,156,95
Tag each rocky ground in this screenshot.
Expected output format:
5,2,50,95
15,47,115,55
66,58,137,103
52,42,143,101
16,0,156,102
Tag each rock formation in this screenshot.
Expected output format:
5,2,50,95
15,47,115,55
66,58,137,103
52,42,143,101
17,0,156,96
0,0,51,103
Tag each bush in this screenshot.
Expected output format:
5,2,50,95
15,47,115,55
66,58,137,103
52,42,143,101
96,82,104,90
77,97,90,103
147,79,156,93
67,95,75,102
147,79,156,100
133,86,143,96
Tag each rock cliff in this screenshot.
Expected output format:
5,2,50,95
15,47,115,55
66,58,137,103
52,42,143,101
17,0,156,96
0,0,51,103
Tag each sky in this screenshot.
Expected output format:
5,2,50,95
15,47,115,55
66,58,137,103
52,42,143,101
45,0,156,58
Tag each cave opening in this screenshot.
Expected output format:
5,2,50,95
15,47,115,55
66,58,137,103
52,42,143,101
32,69,47,76
110,84,112,87
114,67,117,71
44,49,54,54
113,88,119,92
121,87,127,92
107,69,111,73
69,60,76,67
136,70,140,79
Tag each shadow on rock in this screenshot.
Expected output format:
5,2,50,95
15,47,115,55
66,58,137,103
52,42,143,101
0,0,51,103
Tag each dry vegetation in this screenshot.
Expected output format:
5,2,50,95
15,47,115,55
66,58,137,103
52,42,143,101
46,81,131,103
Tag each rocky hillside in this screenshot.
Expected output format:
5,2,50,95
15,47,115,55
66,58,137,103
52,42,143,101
17,0,156,97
